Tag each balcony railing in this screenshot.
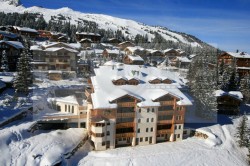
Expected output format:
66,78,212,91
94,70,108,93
157,129,172,135
117,112,135,118
117,102,135,107
160,101,174,106
158,110,174,116
116,122,134,128
116,132,134,138
158,119,173,124
43,115,79,120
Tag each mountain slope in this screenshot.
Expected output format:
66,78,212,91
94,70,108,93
0,0,203,47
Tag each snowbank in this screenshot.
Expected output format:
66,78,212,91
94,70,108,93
0,123,88,165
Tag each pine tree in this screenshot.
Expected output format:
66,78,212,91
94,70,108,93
1,50,9,72
236,115,248,147
240,74,250,104
13,40,32,94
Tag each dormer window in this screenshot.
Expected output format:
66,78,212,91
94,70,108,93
112,77,127,85
162,78,172,84
127,78,139,85
149,78,162,84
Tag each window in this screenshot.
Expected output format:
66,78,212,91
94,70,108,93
151,118,154,122
146,128,148,132
65,105,67,112
140,137,143,142
147,108,150,112
151,128,153,132
179,125,182,129
68,105,70,112
72,106,74,113
152,108,155,112
107,122,110,125
107,131,110,136
145,137,148,141
183,130,187,135
177,134,180,138
139,109,141,113
175,125,177,130
176,116,182,120
137,128,140,133
138,119,141,123
102,141,106,146
147,118,149,122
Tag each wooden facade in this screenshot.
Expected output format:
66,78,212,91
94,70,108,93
0,41,23,71
123,55,144,65
218,52,250,76
118,41,135,50
217,95,241,115
76,32,101,43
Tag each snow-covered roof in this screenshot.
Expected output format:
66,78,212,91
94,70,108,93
31,62,48,64
48,70,62,74
54,96,79,105
13,26,38,33
226,52,250,59
0,41,24,49
90,64,192,109
118,41,134,46
76,32,101,36
43,42,76,49
146,49,163,54
104,49,120,54
177,57,191,63
68,42,81,50
30,45,42,51
128,55,144,61
163,48,175,53
80,38,92,42
189,54,197,59
214,90,243,100
0,76,14,83
125,46,145,53
45,47,78,53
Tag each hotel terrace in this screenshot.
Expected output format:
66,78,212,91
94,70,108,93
86,61,192,150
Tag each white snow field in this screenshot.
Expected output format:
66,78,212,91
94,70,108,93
0,122,87,166
78,117,249,166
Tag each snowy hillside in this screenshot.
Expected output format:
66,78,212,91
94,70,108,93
0,0,202,47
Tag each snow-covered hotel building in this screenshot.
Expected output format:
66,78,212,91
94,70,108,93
86,61,192,150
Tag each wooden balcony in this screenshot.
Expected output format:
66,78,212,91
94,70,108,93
160,101,174,106
157,129,172,135
174,120,184,124
158,110,174,116
117,112,135,118
116,122,134,128
43,115,79,120
117,102,135,107
158,119,173,124
116,132,134,138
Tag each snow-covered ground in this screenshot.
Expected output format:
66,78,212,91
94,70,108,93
78,117,249,166
0,122,87,165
